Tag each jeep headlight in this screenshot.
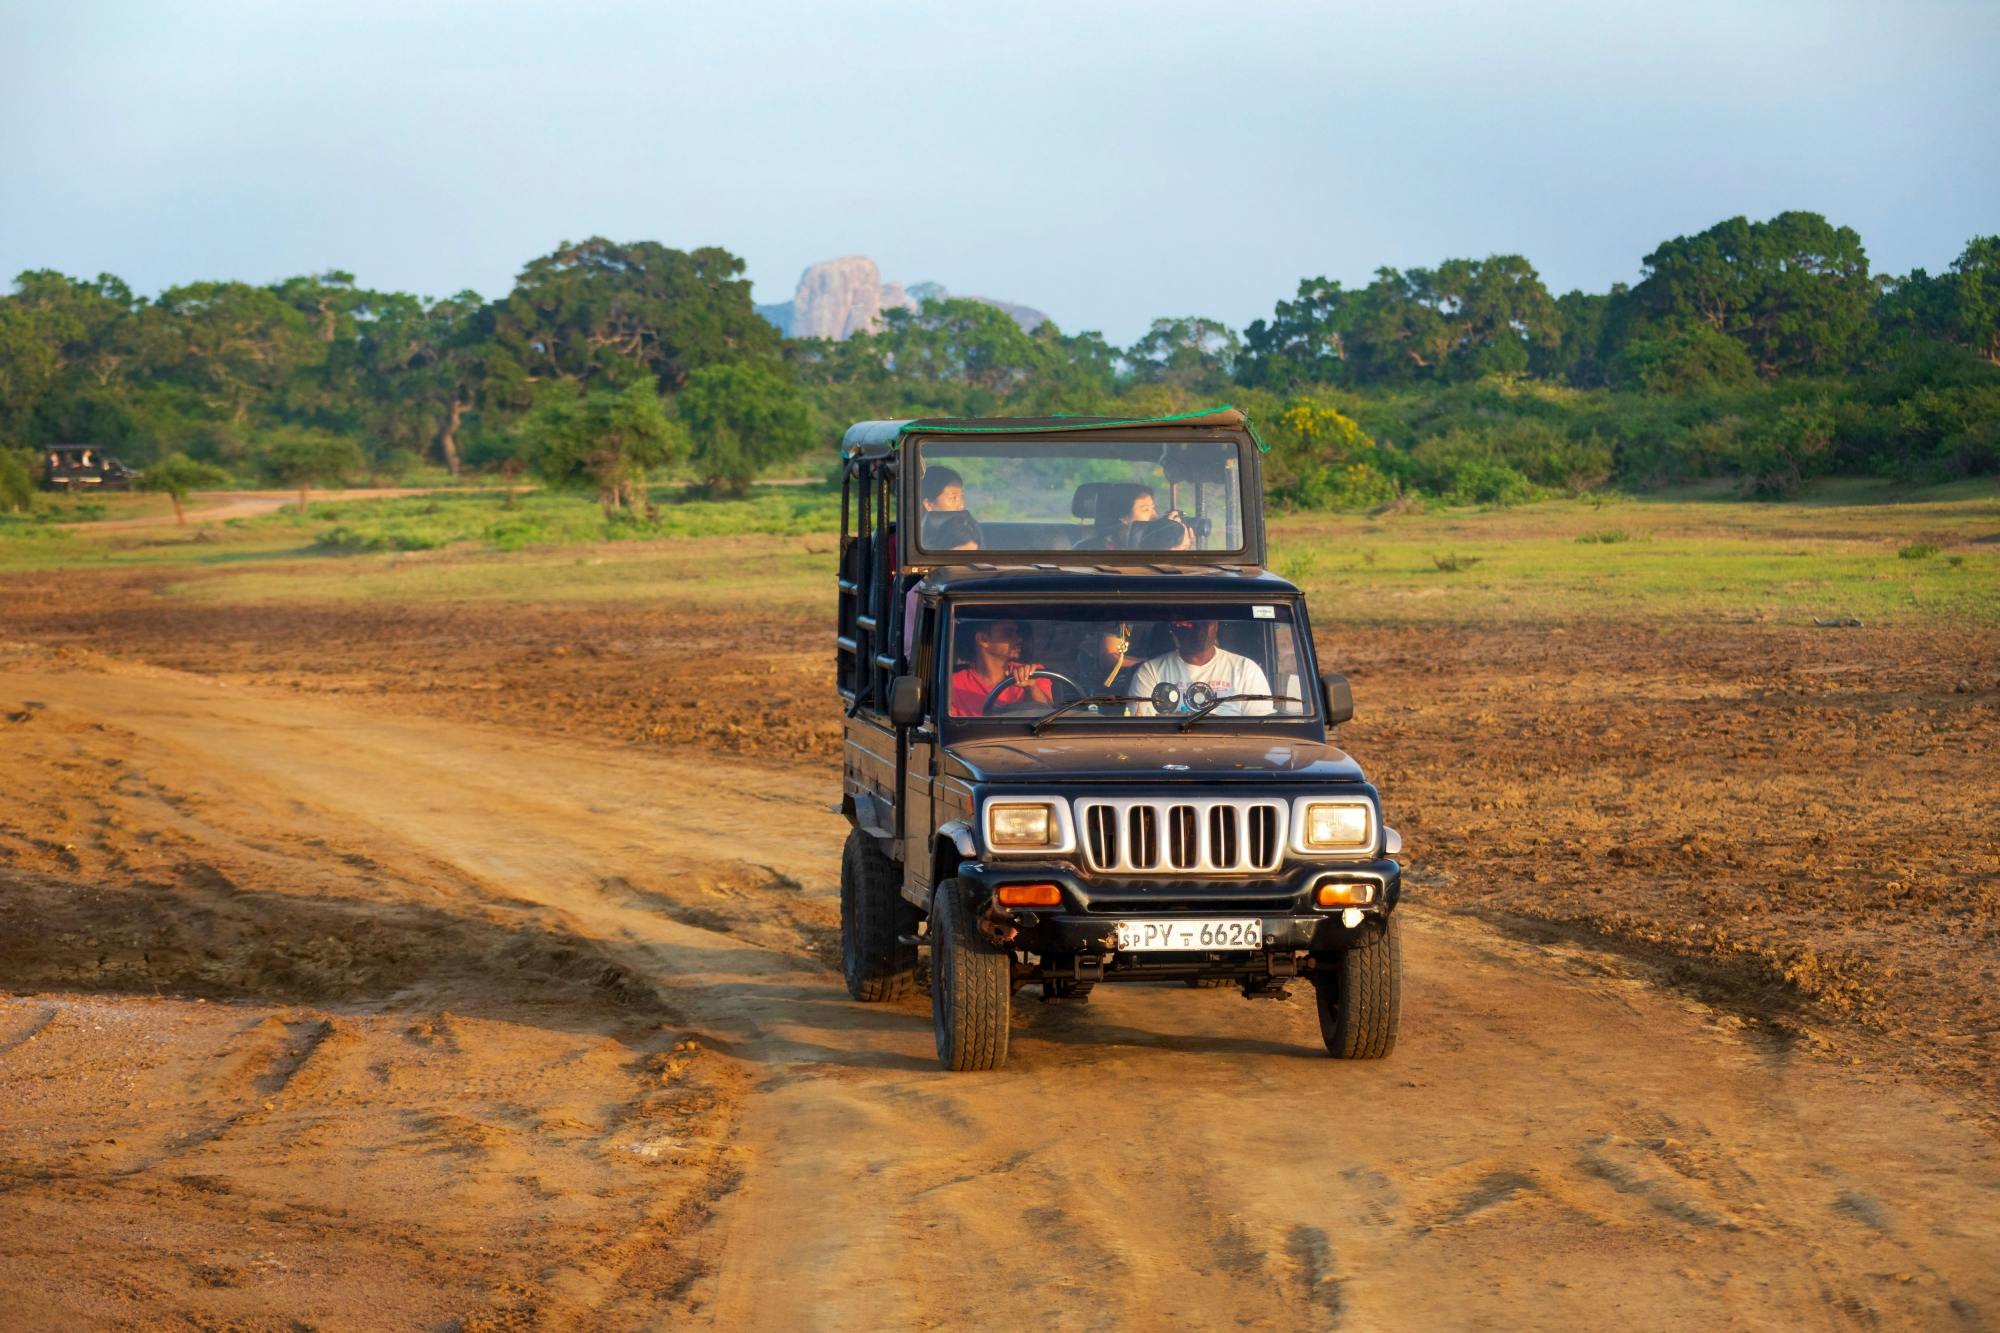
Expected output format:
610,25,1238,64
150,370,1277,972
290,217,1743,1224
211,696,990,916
983,799,1073,854
1292,798,1376,856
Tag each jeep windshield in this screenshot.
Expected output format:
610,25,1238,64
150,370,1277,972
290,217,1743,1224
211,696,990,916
912,438,1246,557
942,602,1314,727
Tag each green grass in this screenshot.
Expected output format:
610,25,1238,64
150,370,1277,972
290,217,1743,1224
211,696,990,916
258,483,843,552
3,477,1995,628
1266,489,2000,625
0,482,843,574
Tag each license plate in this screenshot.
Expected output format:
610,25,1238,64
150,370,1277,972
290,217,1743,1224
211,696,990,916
1112,918,1264,952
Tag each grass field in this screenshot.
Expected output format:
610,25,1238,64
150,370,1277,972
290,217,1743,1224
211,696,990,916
5,478,1993,625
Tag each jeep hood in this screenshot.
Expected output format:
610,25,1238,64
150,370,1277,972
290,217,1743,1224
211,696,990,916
942,735,1365,785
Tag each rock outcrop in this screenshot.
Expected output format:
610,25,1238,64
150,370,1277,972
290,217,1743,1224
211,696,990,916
760,256,913,340
761,259,1048,340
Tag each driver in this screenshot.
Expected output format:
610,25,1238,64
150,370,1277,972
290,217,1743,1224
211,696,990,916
1131,619,1273,716
948,619,1054,717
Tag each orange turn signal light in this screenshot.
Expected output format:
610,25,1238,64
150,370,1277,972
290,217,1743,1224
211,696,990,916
1315,882,1376,908
996,882,1063,908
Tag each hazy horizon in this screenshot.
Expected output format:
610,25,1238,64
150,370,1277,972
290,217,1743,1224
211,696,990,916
5,0,1995,344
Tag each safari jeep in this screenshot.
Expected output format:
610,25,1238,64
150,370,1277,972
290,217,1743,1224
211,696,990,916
835,408,1403,1071
40,444,138,491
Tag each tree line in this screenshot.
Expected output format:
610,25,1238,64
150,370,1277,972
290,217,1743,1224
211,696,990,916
2,213,1995,515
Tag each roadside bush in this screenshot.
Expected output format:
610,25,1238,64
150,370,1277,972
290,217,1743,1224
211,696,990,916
0,447,36,513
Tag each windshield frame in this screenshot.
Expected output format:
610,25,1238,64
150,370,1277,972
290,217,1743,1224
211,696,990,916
899,427,1263,568
934,592,1324,740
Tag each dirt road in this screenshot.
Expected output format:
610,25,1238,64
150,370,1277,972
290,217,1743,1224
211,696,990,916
59,488,446,532
2,657,1996,1329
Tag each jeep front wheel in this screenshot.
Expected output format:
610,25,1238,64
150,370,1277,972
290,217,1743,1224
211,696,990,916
840,830,917,1001
930,878,1011,1070
1312,915,1401,1059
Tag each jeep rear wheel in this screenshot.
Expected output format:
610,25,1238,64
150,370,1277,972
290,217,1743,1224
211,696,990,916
930,878,1011,1070
840,830,917,1001
1312,915,1401,1059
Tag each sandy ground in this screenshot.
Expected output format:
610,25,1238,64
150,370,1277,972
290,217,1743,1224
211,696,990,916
58,489,447,532
2,648,1997,1329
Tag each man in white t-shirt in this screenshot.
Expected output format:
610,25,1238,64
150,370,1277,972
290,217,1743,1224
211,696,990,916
1131,620,1273,716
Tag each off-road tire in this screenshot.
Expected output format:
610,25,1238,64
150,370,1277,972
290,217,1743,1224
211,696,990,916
1312,914,1401,1059
931,878,1011,1070
841,830,917,1001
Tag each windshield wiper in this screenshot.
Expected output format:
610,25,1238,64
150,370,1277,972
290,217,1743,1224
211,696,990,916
1030,695,1149,735
1177,694,1300,732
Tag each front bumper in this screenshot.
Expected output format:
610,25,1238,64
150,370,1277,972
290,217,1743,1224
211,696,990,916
953,857,1400,960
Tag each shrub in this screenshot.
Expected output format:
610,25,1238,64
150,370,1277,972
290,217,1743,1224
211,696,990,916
1442,460,1538,507
1277,550,1320,583
1898,543,1940,560
0,448,36,513
1613,324,1760,394
1432,552,1483,572
1738,398,1835,497
314,526,388,553
1289,460,1399,510
1577,529,1632,544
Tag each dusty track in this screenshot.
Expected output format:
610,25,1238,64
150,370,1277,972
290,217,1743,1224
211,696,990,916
3,658,1995,1328
58,488,447,532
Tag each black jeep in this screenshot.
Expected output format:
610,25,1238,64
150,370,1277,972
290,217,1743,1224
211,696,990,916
40,444,139,492
836,408,1402,1070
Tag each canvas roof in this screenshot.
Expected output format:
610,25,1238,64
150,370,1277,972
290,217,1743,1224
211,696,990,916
839,405,1259,452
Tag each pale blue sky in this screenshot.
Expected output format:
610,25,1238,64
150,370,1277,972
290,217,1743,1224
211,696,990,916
4,0,1995,344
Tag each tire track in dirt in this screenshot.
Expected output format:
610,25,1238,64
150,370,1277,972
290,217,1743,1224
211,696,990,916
2,659,1997,1329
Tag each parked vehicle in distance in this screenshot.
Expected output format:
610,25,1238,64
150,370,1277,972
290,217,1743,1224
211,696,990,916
835,407,1404,1071
40,445,139,492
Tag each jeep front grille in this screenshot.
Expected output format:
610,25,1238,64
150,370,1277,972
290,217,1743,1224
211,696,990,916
1078,799,1286,875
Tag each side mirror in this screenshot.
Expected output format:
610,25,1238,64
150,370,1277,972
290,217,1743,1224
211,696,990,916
888,675,927,728
1319,672,1354,726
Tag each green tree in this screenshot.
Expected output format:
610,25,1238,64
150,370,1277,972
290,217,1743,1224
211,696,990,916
520,381,688,514
677,362,816,495
488,238,781,394
1239,278,1359,389
135,452,232,524
358,290,491,475
1349,257,1563,382
1126,316,1240,393
263,427,366,514
1886,237,2000,367
0,301,60,443
1618,212,1873,375
1533,288,1618,386
142,282,321,426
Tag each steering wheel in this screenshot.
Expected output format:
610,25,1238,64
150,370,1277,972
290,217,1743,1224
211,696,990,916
981,669,1085,716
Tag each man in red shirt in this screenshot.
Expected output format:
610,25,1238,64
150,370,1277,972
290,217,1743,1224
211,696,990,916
948,620,1053,716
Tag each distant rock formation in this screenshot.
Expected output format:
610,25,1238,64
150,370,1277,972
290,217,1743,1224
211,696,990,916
764,256,913,341
760,258,1049,340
